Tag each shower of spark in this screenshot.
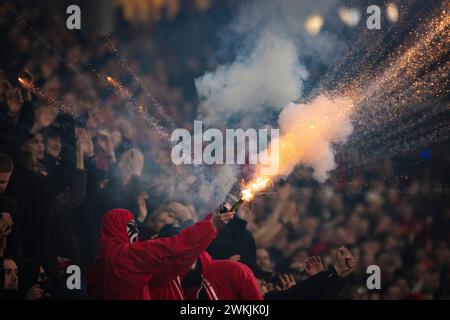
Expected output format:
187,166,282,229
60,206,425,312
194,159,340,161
99,31,176,130
106,76,132,99
105,76,170,140
18,76,73,114
341,7,450,163
236,7,449,200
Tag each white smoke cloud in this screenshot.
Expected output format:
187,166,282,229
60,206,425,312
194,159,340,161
197,165,238,203
196,33,308,126
276,94,354,182
162,0,350,210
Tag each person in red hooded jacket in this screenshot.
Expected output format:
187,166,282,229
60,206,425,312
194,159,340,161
183,251,263,300
87,208,234,300
150,252,263,300
148,225,263,300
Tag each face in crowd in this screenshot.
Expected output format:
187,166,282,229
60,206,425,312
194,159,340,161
46,135,62,158
0,154,13,194
256,248,272,271
0,170,12,194
23,132,45,161
3,258,19,291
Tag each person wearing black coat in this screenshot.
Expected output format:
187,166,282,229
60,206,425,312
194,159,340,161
207,214,257,263
5,131,86,271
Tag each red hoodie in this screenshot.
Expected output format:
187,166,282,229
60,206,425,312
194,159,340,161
150,252,263,300
87,209,217,300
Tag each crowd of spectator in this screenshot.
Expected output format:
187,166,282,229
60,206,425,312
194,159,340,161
0,0,448,300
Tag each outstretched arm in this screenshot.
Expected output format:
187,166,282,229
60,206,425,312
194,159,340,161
265,247,356,300
118,211,235,285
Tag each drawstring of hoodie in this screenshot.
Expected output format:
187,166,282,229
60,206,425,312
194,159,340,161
173,276,185,300
201,277,219,300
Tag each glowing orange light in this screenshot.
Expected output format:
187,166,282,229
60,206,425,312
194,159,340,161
17,77,32,89
240,176,271,202
105,76,132,99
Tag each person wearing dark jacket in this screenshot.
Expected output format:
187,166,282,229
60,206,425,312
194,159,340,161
5,130,87,269
0,81,34,157
207,214,257,263
87,208,234,300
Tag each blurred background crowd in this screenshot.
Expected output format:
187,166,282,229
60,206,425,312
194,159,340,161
0,0,448,300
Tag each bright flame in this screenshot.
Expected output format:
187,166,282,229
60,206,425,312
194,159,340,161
241,176,270,202
305,14,324,36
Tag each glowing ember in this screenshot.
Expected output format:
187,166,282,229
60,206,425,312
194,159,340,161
106,75,132,99
18,76,73,115
17,77,33,89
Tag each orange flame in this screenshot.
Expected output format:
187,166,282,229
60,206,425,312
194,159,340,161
240,176,271,202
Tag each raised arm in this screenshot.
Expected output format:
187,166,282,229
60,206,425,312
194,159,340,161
117,211,235,284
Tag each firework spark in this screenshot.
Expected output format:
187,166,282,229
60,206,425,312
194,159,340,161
106,76,132,99
17,76,73,114
105,76,170,140
236,7,449,202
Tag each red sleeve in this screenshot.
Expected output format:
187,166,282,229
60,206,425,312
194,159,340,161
114,219,217,285
232,262,264,300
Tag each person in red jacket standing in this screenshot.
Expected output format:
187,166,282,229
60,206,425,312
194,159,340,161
148,224,262,300
183,251,263,300
87,208,234,300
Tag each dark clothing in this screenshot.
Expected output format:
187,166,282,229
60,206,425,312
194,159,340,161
0,196,22,259
49,168,86,264
0,102,34,156
265,266,346,300
6,164,86,266
0,256,3,291
40,154,70,194
0,289,22,300
207,216,256,263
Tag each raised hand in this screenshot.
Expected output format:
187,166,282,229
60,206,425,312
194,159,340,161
137,191,149,223
97,130,115,157
211,211,235,231
0,212,13,256
75,132,85,170
304,256,324,276
278,184,292,201
167,202,192,223
273,274,296,291
75,127,94,157
26,284,45,300
333,246,357,278
128,149,144,176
